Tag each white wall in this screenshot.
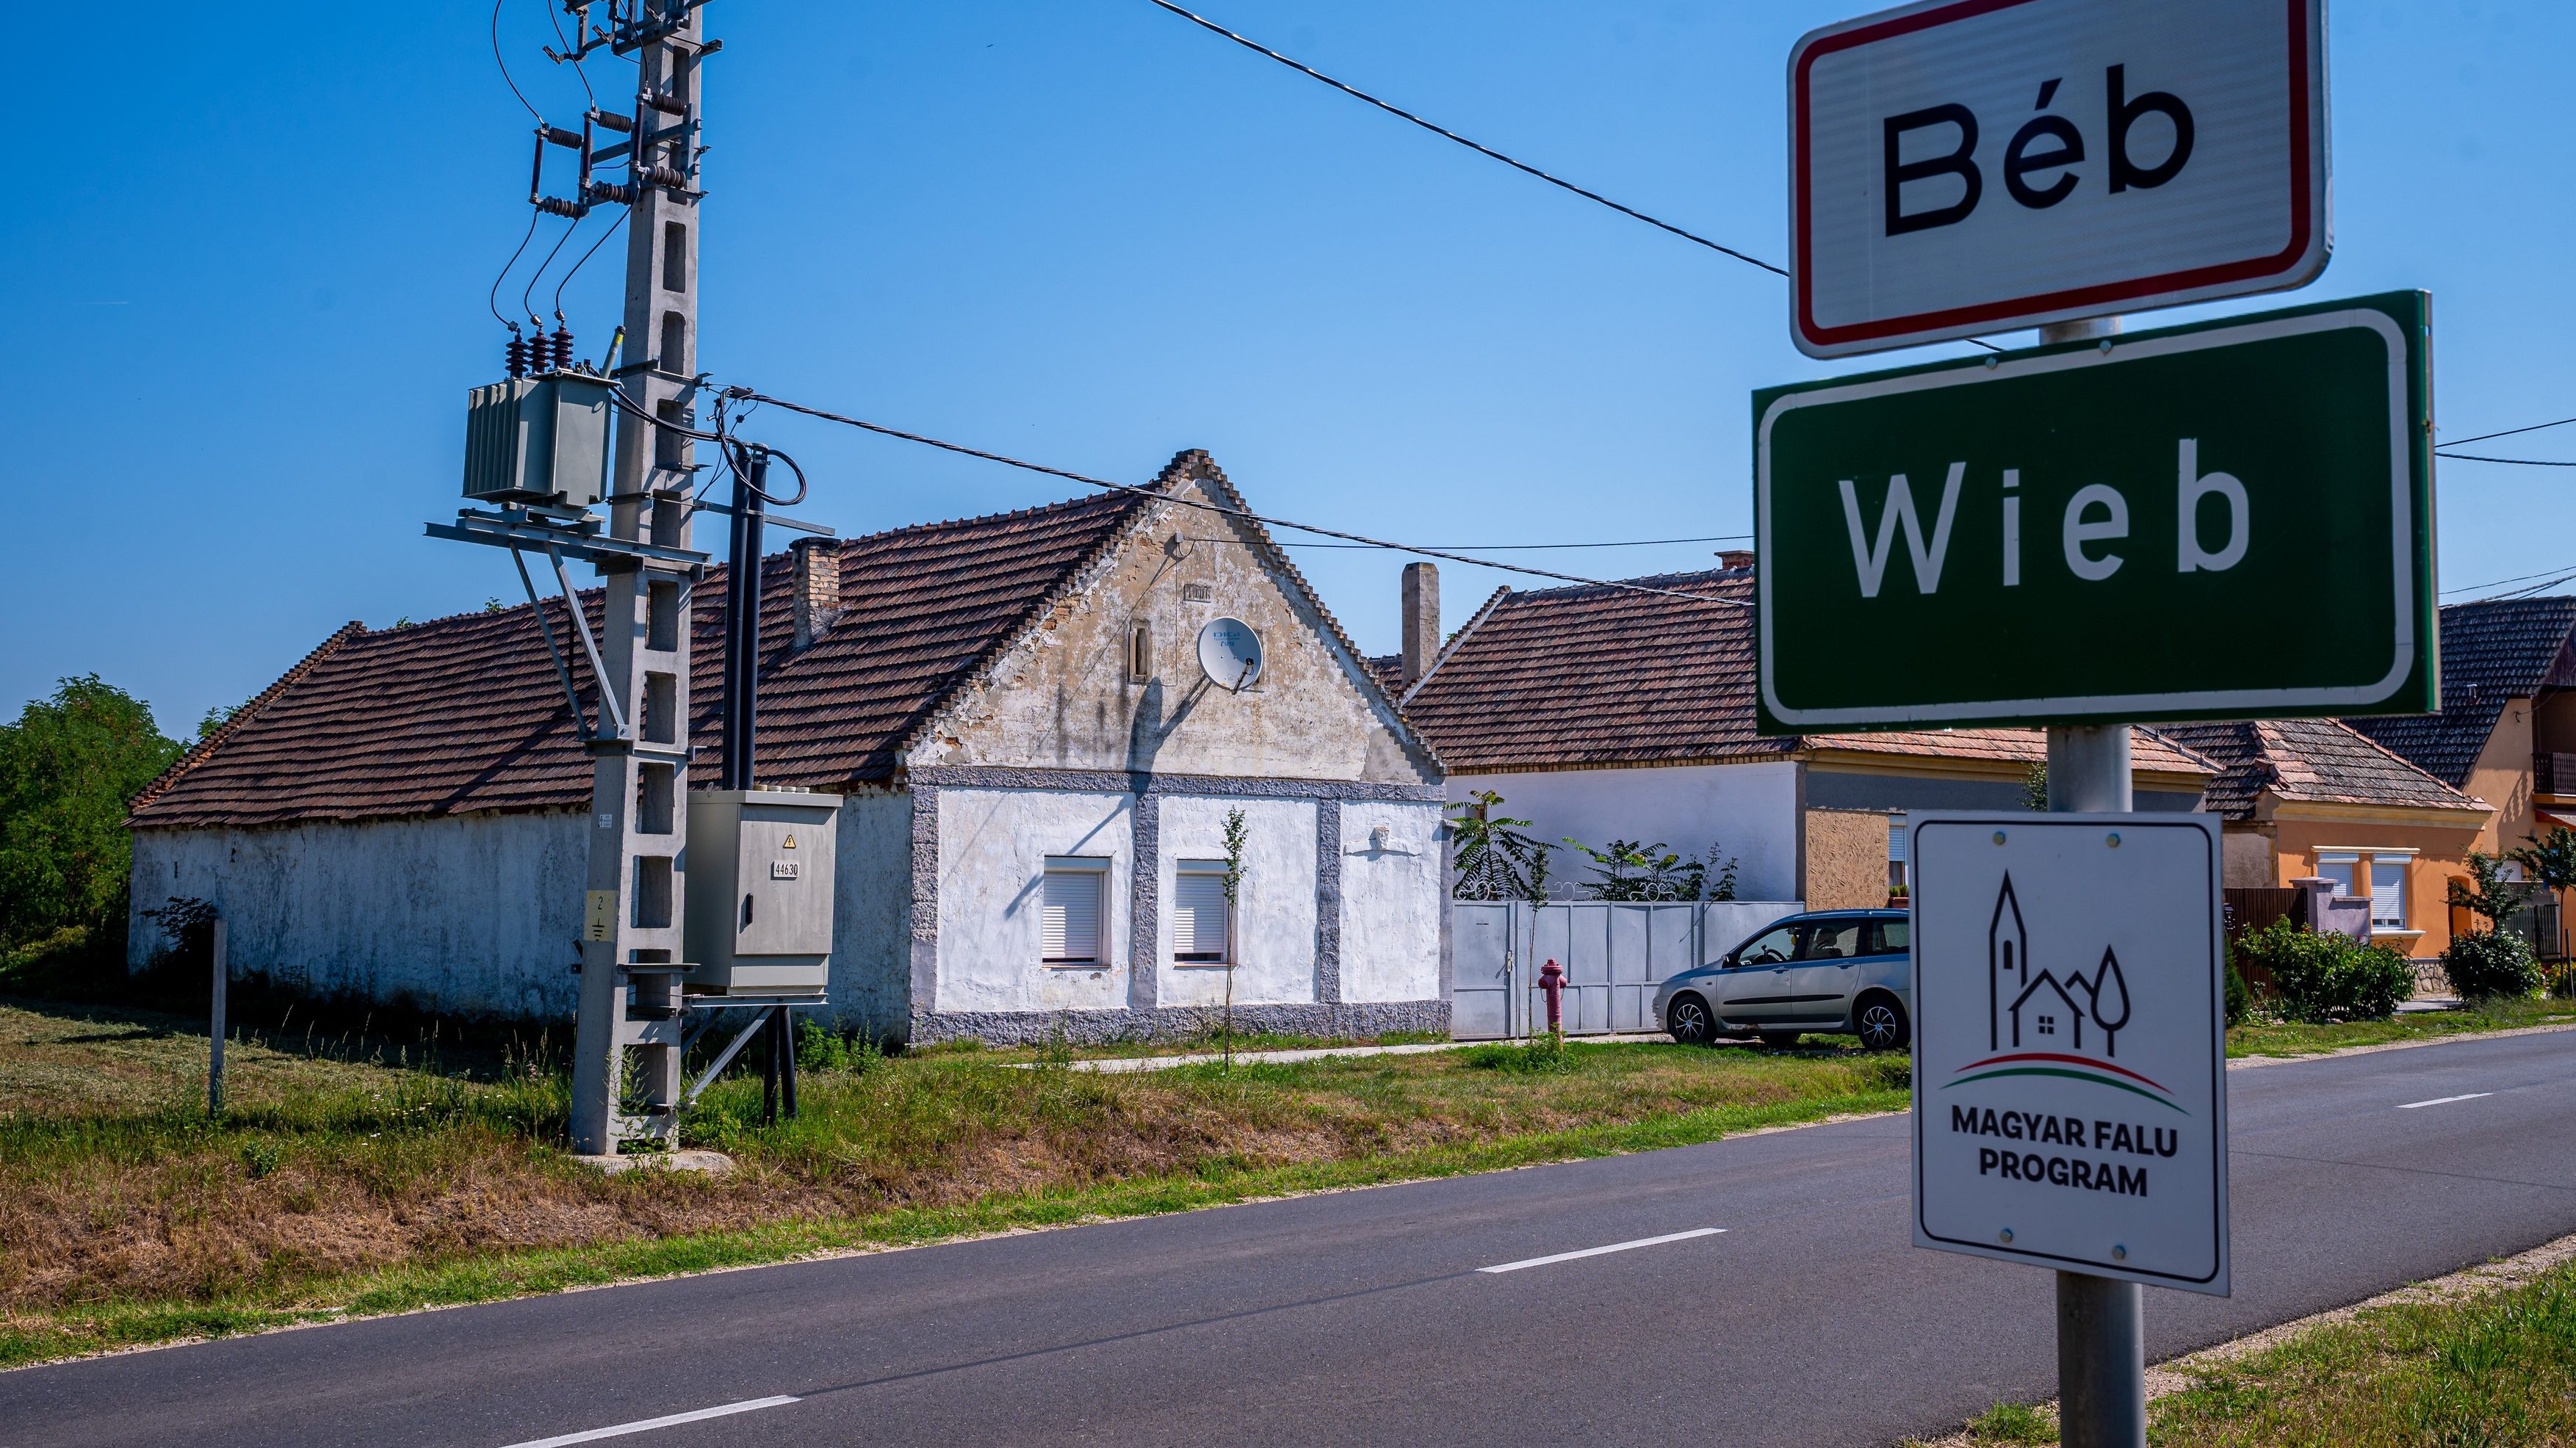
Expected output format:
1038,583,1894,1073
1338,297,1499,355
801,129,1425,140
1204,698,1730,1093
128,811,587,1019
1338,800,1445,1003
934,786,1133,1013
1449,761,1803,901
1155,795,1318,1008
828,788,914,1033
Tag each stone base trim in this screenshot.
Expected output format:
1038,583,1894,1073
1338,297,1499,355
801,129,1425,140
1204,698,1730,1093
909,999,1449,1048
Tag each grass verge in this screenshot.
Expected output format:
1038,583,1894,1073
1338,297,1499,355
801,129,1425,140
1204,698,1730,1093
2225,996,2576,1059
0,1000,1904,1369
1944,1253,2576,1447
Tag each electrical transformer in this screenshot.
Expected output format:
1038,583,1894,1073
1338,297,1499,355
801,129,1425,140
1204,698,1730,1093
683,788,841,997
462,374,612,507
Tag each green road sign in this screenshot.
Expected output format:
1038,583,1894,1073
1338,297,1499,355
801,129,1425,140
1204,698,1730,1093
1755,291,2435,734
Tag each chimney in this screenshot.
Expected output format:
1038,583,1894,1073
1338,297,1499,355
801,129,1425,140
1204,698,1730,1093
1717,549,1757,572
1401,561,1440,684
790,537,843,653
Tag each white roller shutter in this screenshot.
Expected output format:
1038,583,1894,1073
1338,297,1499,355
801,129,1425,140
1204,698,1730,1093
1172,866,1231,963
1042,868,1103,963
2369,868,2406,929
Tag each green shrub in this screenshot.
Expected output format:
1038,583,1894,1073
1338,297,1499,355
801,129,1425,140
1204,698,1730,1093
2440,929,2544,1001
2224,958,2252,1029
2236,919,2414,1024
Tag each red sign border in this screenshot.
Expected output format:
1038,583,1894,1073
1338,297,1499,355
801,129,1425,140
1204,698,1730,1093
1792,0,2318,355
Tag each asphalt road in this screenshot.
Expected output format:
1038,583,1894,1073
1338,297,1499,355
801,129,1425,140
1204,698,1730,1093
7,1028,2573,1448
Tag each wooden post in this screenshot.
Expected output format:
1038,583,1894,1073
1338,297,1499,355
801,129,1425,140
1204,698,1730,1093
209,914,228,1117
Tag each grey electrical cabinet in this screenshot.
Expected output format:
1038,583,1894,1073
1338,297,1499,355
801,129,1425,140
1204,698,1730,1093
462,374,611,507
684,788,840,999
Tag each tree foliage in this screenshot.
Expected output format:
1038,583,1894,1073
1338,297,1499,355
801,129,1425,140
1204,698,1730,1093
2448,850,2535,933
1560,839,1741,902
0,676,184,946
2511,827,2576,897
1448,791,1554,905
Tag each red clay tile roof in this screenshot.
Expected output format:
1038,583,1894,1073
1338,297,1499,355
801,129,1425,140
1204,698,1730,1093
1399,567,2212,778
2158,719,2489,822
2345,597,2576,787
129,486,1155,830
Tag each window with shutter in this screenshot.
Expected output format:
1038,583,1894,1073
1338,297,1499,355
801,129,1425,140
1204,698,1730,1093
1172,863,1231,963
2368,861,2406,929
1041,866,1105,964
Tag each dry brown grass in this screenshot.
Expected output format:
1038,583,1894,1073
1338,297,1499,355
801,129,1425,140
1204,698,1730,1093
0,1002,1908,1325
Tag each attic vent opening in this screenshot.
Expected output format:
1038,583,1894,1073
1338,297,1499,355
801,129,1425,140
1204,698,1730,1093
1183,583,1213,604
1126,621,1152,683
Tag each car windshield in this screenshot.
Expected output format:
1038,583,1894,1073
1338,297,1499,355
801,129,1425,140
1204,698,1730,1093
1731,924,1800,966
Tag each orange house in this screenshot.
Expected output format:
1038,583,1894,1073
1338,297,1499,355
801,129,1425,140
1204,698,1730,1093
2163,720,2492,960
2347,596,2576,864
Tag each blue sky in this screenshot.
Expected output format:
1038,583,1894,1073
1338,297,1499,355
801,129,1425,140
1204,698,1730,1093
7,0,2568,735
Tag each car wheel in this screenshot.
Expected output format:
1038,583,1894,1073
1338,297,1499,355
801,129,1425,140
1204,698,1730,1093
1759,1031,1802,1050
1856,993,1911,1051
1666,993,1715,1046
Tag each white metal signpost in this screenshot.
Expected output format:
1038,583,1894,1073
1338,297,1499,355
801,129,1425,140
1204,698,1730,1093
1789,0,2329,358
1778,1,2356,1441
1910,814,2229,1295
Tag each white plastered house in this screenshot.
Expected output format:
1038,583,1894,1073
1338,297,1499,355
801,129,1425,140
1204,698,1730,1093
127,452,1450,1044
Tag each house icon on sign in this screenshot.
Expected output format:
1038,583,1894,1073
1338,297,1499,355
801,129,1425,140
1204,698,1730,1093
2008,971,2088,1051
1985,872,2135,1059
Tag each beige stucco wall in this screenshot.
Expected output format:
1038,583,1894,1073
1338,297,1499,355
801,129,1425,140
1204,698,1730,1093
912,477,1433,785
2463,698,2536,853
1803,808,1889,911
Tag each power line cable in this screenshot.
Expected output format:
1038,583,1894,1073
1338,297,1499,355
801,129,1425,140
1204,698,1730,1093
552,203,630,315
492,0,541,120
1139,1,2005,355
2443,416,2576,448
487,209,541,328
1140,0,1781,277
2442,564,2576,596
1261,532,1750,550
726,385,1746,605
2437,452,2576,467
548,1,596,109
519,216,580,325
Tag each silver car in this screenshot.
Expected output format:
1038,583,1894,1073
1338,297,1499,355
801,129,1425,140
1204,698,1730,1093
1653,910,1912,1051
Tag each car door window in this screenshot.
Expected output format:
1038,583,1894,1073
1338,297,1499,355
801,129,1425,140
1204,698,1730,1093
1800,922,1865,962
1731,924,1802,968
1865,919,1910,956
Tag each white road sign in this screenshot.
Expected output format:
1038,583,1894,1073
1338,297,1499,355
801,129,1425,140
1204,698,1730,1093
1909,812,2230,1295
1789,0,2329,358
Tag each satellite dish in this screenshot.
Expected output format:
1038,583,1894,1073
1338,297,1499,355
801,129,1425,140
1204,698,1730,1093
1197,617,1263,692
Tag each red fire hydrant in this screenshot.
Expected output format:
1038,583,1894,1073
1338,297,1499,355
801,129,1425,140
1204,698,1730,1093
1537,959,1567,1036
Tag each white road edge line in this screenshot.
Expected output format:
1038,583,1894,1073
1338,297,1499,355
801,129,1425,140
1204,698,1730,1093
2397,1093,2494,1109
1478,1228,1725,1274
499,1395,800,1448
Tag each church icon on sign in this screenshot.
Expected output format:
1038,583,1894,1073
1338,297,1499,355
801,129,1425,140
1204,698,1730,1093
1988,875,2134,1059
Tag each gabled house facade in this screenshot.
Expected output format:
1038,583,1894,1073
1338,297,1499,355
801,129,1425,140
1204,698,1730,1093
1388,558,2214,908
2160,718,2492,960
127,453,1449,1044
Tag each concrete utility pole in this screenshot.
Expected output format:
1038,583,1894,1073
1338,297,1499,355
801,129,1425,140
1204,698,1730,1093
2040,310,2146,1448
569,4,711,1156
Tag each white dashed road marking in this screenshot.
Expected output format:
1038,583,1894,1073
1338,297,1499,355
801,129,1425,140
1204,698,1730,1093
500,1395,800,1447
2397,1093,2493,1109
1478,1228,1725,1274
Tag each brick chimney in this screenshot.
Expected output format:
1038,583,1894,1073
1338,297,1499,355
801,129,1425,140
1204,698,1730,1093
1717,549,1756,572
790,537,843,652
1401,562,1440,684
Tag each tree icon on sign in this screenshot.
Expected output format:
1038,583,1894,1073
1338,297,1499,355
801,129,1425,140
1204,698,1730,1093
2090,947,2132,1058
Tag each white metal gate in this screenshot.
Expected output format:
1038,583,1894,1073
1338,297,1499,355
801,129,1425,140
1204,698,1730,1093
1451,900,1804,1039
